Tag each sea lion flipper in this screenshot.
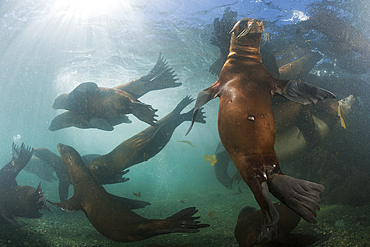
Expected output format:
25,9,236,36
47,195,82,212
278,80,336,105
186,85,220,135
89,117,114,131
109,194,151,210
131,102,158,126
268,174,324,224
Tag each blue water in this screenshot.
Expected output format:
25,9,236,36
1,0,370,246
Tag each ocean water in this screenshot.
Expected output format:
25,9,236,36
1,0,370,246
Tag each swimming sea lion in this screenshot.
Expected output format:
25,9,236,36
33,148,129,202
50,53,180,131
23,156,57,182
234,202,331,247
47,143,209,242
52,82,157,130
0,143,51,224
88,95,206,182
187,18,335,242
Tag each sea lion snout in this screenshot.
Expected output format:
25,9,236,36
230,18,264,38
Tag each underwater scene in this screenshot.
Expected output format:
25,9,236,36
1,0,370,246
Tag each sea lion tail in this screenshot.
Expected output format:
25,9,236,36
277,80,336,104
268,174,324,224
154,207,210,235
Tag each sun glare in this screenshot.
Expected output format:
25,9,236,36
52,0,131,20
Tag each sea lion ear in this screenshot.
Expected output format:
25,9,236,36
277,80,336,105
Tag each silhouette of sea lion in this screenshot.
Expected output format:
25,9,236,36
47,143,209,242
0,143,51,224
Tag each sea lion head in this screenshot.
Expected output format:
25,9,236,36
229,18,264,50
52,93,69,109
339,95,355,119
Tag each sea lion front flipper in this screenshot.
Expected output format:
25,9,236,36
268,174,324,224
47,195,82,212
276,80,336,105
288,232,332,247
130,102,158,126
89,117,114,131
108,194,151,210
186,85,220,135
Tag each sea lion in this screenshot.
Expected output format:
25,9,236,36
214,95,356,190
234,202,331,247
23,156,57,182
47,143,209,242
187,18,335,242
51,82,158,130
33,148,129,202
0,143,51,224
89,96,206,182
49,53,180,131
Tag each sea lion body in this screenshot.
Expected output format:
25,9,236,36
0,143,51,224
89,96,206,182
48,144,209,242
50,53,180,131
188,18,335,242
234,202,331,247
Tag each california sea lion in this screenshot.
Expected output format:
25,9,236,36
234,202,331,247
33,148,129,202
51,82,158,131
89,95,206,182
49,53,180,131
47,143,209,242
23,156,57,182
187,18,335,242
0,143,51,224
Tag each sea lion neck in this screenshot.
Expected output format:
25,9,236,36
228,33,263,63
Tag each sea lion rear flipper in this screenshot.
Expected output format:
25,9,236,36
109,194,151,210
255,182,279,243
276,80,336,104
131,102,158,126
154,207,210,234
268,174,324,224
186,85,220,135
47,195,82,212
89,117,114,131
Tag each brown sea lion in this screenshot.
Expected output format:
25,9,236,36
47,143,209,242
0,143,51,224
234,202,331,247
33,148,129,203
278,51,322,80
187,18,335,242
49,53,180,131
23,156,57,182
51,82,157,130
89,96,206,182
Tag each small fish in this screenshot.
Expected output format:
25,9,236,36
337,103,346,129
133,192,141,198
204,154,217,166
180,200,184,203
177,140,196,147
185,165,190,170
208,210,215,219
